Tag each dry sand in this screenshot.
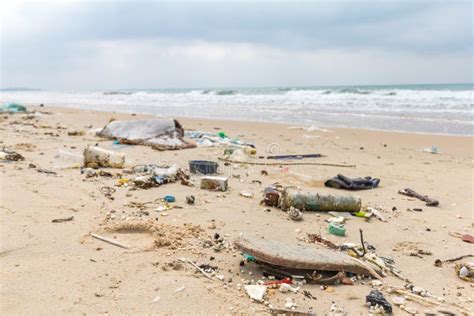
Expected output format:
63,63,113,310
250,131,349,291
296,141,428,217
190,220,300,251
0,105,473,315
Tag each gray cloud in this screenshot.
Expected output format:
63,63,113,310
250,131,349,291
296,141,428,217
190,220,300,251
1,1,472,89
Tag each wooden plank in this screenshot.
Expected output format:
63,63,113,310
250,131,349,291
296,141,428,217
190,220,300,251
234,236,381,279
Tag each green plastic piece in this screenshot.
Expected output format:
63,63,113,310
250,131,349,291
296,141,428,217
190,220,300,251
218,131,228,139
352,211,367,218
0,103,26,113
328,223,346,236
243,253,255,262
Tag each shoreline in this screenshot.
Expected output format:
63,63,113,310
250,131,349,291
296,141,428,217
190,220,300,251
23,103,474,138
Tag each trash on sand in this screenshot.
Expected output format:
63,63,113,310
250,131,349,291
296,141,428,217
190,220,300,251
55,149,83,169
175,286,185,293
288,207,303,221
0,103,27,113
284,297,298,310
263,187,280,207
366,289,392,314
244,284,267,302
240,191,254,199
267,154,323,160
189,160,218,174
163,195,175,203
67,130,85,136
455,262,473,282
218,156,356,168
422,145,438,154
186,195,195,205
391,296,406,306
97,119,195,150
280,188,361,212
83,145,126,168
328,223,346,237
461,234,474,243
325,174,380,190
0,148,25,161
52,216,74,223
37,168,57,175
326,216,345,224
234,236,382,279
279,283,300,293
398,188,439,206
200,176,228,191
366,207,387,222
91,233,129,249
185,258,213,280
185,130,255,148
132,164,187,189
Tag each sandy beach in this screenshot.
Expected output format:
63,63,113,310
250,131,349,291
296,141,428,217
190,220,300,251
1,105,473,315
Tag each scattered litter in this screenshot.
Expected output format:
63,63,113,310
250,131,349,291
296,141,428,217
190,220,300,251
234,236,381,279
325,174,380,190
461,234,474,243
422,145,438,154
83,145,126,168
240,191,254,199
54,149,83,169
186,195,195,205
366,207,387,222
280,188,361,212
284,297,298,310
218,157,355,168
185,258,213,280
0,148,25,161
200,176,228,191
398,188,439,206
185,130,254,148
391,296,406,306
328,222,346,237
151,295,161,303
67,130,85,136
98,119,195,150
366,289,392,314
175,286,185,293
132,164,187,189
279,283,300,293
288,207,303,221
244,284,267,302
37,168,57,175
455,262,473,282
189,160,218,174
52,216,74,223
163,195,175,203
263,187,280,207
91,233,129,249
267,154,323,160
0,103,26,113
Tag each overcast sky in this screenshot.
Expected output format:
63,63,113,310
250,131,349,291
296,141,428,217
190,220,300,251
1,1,472,89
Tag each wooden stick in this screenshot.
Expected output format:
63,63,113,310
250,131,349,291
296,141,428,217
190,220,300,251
91,233,129,249
185,258,214,280
398,188,439,206
218,157,355,168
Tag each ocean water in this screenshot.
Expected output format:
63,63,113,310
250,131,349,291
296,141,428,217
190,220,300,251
1,84,473,135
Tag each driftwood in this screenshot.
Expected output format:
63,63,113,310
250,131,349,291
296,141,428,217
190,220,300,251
218,157,355,168
234,236,382,279
398,188,439,206
51,216,74,223
91,233,129,249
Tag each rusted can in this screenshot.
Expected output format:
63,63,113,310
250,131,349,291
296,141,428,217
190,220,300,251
263,187,280,207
